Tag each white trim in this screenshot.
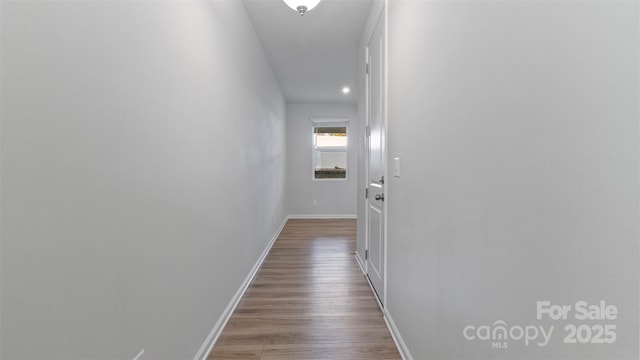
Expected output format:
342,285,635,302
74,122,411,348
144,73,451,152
312,122,350,182
287,214,357,220
382,0,389,315
363,268,384,311
359,0,385,49
384,309,413,360
363,40,371,286
360,255,406,360
309,117,350,124
354,252,366,275
363,1,388,309
132,349,144,360
193,216,288,360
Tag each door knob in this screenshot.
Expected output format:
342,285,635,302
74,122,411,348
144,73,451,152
375,194,384,201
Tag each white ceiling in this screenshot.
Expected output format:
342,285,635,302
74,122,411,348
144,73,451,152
243,0,373,104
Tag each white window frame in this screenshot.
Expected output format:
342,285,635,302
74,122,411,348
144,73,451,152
310,118,350,181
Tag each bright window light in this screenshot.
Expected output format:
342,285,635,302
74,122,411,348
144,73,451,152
313,126,347,180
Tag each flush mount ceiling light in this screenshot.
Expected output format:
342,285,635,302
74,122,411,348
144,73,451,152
342,87,350,94
283,0,321,16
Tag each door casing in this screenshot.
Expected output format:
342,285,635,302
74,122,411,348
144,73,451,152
364,4,387,308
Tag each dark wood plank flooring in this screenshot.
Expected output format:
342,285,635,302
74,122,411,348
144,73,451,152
207,219,401,360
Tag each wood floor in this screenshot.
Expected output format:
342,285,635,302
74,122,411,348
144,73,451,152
207,219,401,360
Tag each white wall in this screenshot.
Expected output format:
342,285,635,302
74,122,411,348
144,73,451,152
287,103,358,217
386,1,639,359
0,1,286,359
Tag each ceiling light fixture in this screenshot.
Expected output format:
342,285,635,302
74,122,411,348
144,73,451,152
342,87,350,94
283,0,321,16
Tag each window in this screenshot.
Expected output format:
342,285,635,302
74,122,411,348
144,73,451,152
313,125,347,179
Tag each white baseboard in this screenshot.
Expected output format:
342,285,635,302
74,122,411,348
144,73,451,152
193,216,289,360
354,251,366,274
287,214,357,219
355,253,408,359
362,268,384,312
383,309,413,360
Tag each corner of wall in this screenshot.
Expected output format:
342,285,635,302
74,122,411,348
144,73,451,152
383,309,413,360
194,216,289,360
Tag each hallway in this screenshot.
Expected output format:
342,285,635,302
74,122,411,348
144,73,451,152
207,219,400,360
1,1,638,359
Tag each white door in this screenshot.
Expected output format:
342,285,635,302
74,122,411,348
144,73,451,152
366,9,385,306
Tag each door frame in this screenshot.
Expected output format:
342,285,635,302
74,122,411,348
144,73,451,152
363,2,388,308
